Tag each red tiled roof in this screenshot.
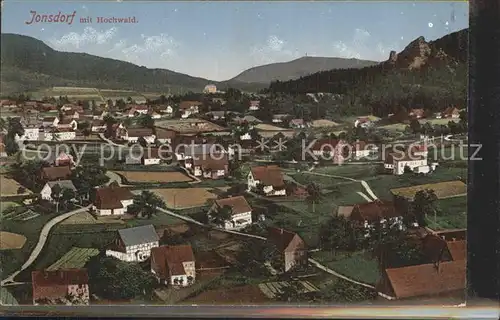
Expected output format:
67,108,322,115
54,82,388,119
179,101,202,110
94,185,134,210
382,259,466,299
350,201,399,222
40,166,72,181
267,227,299,252
32,269,89,302
126,128,154,137
214,196,252,215
250,165,284,188
192,153,229,171
151,245,195,278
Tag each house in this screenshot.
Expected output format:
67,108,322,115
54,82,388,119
267,227,307,272
127,105,149,117
63,110,80,119
176,143,225,162
434,112,443,119
151,245,196,287
289,118,306,129
409,108,425,119
309,139,348,163
40,166,72,182
239,132,252,141
187,153,229,179
155,128,177,144
42,116,59,128
349,200,404,235
45,151,74,167
148,110,162,119
179,101,202,118
142,148,169,165
92,184,134,216
40,180,77,202
206,111,226,121
19,125,41,141
376,259,466,300
228,140,258,157
44,128,77,141
272,114,289,123
106,225,160,262
204,84,217,94
421,230,466,263
233,115,262,125
441,107,460,119
384,151,428,175
354,117,372,128
248,100,260,111
56,118,78,131
207,196,253,230
32,269,90,305
157,105,174,116
119,128,156,144
351,140,375,160
247,165,286,196
91,119,106,132
93,110,107,120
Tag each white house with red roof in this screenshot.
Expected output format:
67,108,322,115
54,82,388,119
151,245,196,287
247,165,286,196
207,196,253,230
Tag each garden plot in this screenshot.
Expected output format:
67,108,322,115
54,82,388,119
258,281,319,299
46,247,100,271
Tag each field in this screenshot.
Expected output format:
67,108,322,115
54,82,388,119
420,118,460,125
310,119,340,128
378,123,408,131
427,196,467,230
364,166,467,200
1,208,40,222
0,231,27,250
60,211,125,225
155,118,226,133
390,180,466,199
312,164,381,180
0,175,31,196
258,281,319,299
254,123,286,131
114,171,193,183
46,247,99,271
38,87,103,100
150,188,218,209
312,250,380,285
182,283,271,304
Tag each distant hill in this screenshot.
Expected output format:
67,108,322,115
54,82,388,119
229,56,379,84
268,29,468,94
0,33,266,95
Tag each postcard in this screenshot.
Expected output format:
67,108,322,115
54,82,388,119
0,0,470,310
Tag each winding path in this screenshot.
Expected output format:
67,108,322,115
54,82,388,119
1,205,92,286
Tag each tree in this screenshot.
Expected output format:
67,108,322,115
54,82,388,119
409,119,422,134
317,279,377,303
138,114,154,128
411,189,438,227
61,188,76,210
71,165,109,191
211,204,233,227
85,255,156,300
306,182,321,213
319,215,351,253
51,184,62,213
131,190,166,218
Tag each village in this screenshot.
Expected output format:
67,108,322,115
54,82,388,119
0,85,467,305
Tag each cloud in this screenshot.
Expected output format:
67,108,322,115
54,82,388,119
250,35,300,65
47,27,180,68
48,27,118,49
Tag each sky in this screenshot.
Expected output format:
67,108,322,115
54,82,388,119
2,1,468,81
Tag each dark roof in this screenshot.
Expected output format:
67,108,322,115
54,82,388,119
179,101,202,110
267,227,301,252
250,165,284,188
214,196,252,215
118,225,159,247
46,180,77,191
32,269,89,302
151,245,195,277
94,185,134,209
155,128,177,139
126,128,154,137
192,153,229,171
382,259,466,299
350,201,399,222
40,166,72,181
